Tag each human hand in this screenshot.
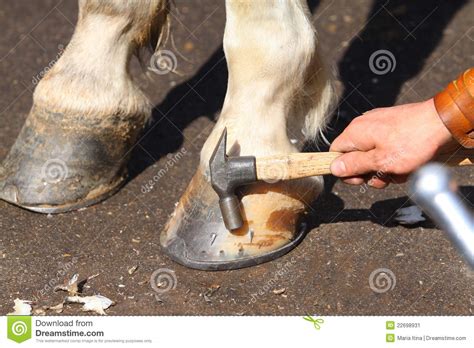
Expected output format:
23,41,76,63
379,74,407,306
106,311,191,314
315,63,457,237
329,98,455,188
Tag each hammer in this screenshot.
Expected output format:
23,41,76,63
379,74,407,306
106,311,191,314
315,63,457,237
209,128,473,231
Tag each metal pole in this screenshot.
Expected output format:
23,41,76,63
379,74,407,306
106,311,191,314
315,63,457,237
410,163,474,268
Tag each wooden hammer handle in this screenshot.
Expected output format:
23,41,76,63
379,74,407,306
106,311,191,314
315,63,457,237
255,150,473,181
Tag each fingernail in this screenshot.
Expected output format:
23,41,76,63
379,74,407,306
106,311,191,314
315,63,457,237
330,160,346,176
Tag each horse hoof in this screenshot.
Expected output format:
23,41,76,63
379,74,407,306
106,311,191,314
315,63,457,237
160,166,322,270
0,106,144,213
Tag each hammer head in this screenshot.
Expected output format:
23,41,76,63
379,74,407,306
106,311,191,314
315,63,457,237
209,128,257,230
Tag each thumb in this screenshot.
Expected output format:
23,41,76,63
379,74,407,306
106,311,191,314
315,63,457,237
330,150,378,177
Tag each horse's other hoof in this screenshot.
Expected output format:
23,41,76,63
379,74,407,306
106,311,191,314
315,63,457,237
0,106,143,213
0,0,169,213
160,167,321,270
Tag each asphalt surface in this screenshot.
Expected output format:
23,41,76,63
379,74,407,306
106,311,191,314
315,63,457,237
0,0,473,315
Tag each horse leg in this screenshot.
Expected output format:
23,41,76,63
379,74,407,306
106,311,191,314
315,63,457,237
161,0,333,270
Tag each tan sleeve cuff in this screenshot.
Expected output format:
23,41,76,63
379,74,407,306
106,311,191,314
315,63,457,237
434,68,474,148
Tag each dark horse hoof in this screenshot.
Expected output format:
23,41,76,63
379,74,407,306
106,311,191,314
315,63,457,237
0,106,145,213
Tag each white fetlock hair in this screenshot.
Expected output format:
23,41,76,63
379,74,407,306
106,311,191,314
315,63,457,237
33,0,169,120
78,0,170,52
288,1,335,145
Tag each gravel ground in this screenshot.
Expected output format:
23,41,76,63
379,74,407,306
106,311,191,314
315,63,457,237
0,0,473,315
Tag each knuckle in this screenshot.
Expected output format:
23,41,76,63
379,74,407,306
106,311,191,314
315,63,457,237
373,152,388,172
331,133,355,152
390,166,406,175
349,116,365,127
329,137,343,151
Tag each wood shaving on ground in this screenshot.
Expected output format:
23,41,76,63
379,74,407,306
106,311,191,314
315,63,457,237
272,288,286,295
394,205,426,225
32,307,46,315
128,265,139,275
10,273,114,316
203,284,220,303
8,299,33,315
65,295,115,315
88,273,100,280
54,273,79,295
32,302,64,316
46,302,65,314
